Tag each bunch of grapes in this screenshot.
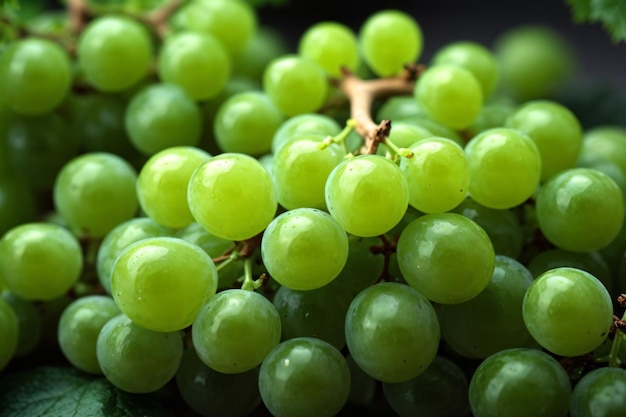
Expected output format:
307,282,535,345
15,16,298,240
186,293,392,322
1,1,625,416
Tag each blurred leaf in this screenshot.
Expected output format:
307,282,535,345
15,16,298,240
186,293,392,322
566,0,626,42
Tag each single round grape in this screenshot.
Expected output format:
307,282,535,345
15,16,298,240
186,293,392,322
359,9,423,77
465,127,542,209
125,83,202,156
271,112,341,154
0,38,71,115
578,125,626,176
258,337,350,417
192,289,281,374
261,208,349,290
469,348,572,417
0,297,18,371
325,154,409,237
397,213,495,304
263,54,328,117
187,153,277,241
137,146,212,228
570,367,626,417
345,282,440,383
77,15,152,92
523,267,614,357
298,21,359,77
111,236,218,332
535,167,624,252
53,152,139,238
1,292,42,357
0,222,82,301
96,314,183,394
57,295,120,374
376,95,425,122
414,64,483,130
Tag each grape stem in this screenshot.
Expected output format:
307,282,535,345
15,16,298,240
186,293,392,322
68,0,88,35
336,63,424,155
608,307,626,368
370,233,398,283
240,258,266,291
142,0,186,38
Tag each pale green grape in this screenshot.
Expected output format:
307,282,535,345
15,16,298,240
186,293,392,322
271,112,341,154
376,95,425,122
578,125,626,175
187,153,277,241
1,292,41,357
345,282,440,383
77,15,153,92
0,222,82,301
53,152,139,238
0,297,18,371
398,137,470,213
414,64,483,130
523,267,613,357
214,91,284,155
137,146,211,228
0,38,71,115
325,154,409,237
192,289,281,374
359,9,423,77
233,25,288,81
57,295,120,374
298,21,359,77
96,314,183,393
158,31,231,101
263,54,329,117
397,213,495,304
261,208,349,291
536,167,624,252
112,236,218,332
125,83,202,156
465,96,517,137
271,135,345,210
258,337,350,417
465,127,541,209
469,348,571,417
570,367,626,417
506,100,583,182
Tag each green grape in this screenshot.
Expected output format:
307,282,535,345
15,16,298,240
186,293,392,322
345,353,376,407
398,137,470,214
53,152,139,238
271,135,345,210
271,112,341,154
376,121,434,157
261,208,349,291
0,222,82,301
77,15,153,92
523,267,613,357
0,174,36,236
376,95,426,122
180,0,257,57
494,24,576,101
96,217,172,295
398,116,464,145
158,31,231,101
0,38,71,115
465,95,517,137
431,40,499,97
438,256,534,359
465,127,541,209
137,146,211,228
112,236,218,332
125,83,202,156
0,297,18,371
383,355,470,417
192,289,281,374
397,213,495,304
214,91,284,155
469,348,572,417
298,21,359,77
414,64,483,130
325,154,409,237
232,25,288,81
329,235,384,298
263,54,329,117
258,337,350,417
578,125,626,176
505,100,583,182
345,282,440,383
175,348,261,417
579,160,626,204
272,282,352,350
57,295,120,374
358,9,423,77
450,197,523,258
570,366,626,417
1,292,42,357
187,153,277,241
535,167,624,252
96,314,183,393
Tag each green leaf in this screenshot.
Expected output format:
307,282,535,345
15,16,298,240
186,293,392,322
566,0,626,42
0,366,174,417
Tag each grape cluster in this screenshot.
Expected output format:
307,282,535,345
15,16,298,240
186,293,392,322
1,1,626,417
